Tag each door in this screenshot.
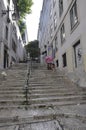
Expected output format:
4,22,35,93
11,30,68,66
4,49,9,68
74,41,82,68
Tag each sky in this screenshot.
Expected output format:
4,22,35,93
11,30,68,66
26,0,43,42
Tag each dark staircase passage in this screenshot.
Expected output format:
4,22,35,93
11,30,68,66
0,63,86,130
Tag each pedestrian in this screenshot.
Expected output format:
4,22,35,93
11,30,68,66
51,63,55,71
47,63,51,70
10,61,12,68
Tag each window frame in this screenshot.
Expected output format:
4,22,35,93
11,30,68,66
12,39,17,53
54,12,57,30
62,53,67,67
53,0,56,8
59,0,63,17
70,0,78,30
60,23,66,44
50,24,53,38
50,5,53,18
5,26,8,40
55,36,58,52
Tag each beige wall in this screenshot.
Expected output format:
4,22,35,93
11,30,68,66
83,54,86,72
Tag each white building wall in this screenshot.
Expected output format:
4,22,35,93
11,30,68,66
0,0,25,69
38,0,86,86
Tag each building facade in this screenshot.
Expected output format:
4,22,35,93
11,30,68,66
0,0,26,69
38,0,86,86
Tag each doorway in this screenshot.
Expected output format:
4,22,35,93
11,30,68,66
4,49,9,68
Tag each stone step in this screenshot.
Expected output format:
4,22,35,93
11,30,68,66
29,81,65,85
0,95,24,100
28,85,82,90
28,89,84,94
0,63,86,129
29,92,86,99
0,91,23,94
29,82,65,89
3,79,25,82
30,74,65,77
1,79,25,82
0,95,85,108
0,105,24,110
0,87,82,94
29,100,86,109
0,115,62,129
29,83,67,87
5,77,25,80
0,100,25,106
0,108,86,129
0,92,85,100
0,111,86,130
1,83,25,86
0,87,24,90
28,95,86,104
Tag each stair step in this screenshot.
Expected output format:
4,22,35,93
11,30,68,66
28,86,82,90
29,92,86,98
0,105,24,110
28,95,86,104
0,90,23,93
0,63,86,130
28,89,84,94
29,100,86,108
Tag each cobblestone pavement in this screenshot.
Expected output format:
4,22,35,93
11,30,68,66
0,63,86,130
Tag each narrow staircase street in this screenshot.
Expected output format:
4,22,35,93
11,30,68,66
0,63,86,130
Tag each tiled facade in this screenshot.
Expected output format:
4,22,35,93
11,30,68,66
38,0,86,86
0,0,26,69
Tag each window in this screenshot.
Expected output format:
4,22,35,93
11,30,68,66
50,5,52,18
53,0,56,8
70,0,78,29
50,24,53,38
8,0,10,4
12,39,17,52
54,12,57,30
55,36,58,51
22,33,26,43
56,60,59,67
59,0,63,17
60,23,65,44
62,53,67,67
6,26,8,40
